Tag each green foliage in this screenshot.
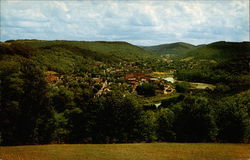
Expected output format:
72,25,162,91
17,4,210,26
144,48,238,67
173,96,218,142
0,40,249,145
175,81,191,93
0,62,54,145
136,83,157,96
139,111,157,142
157,108,176,141
184,41,250,60
0,42,34,58
173,41,250,94
96,91,143,143
50,86,75,112
53,112,69,143
64,108,90,143
214,83,231,93
216,92,250,143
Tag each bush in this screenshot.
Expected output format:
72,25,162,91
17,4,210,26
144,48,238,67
136,83,156,96
175,82,191,93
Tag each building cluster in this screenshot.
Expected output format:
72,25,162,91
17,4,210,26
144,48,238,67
44,69,176,98
124,72,175,94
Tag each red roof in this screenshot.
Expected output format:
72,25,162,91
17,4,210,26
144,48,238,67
45,75,59,82
124,73,151,80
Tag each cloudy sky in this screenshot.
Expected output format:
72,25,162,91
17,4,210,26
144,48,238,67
0,0,249,45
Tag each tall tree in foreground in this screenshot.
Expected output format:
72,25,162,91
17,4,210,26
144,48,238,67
0,61,54,145
217,91,250,143
173,96,218,142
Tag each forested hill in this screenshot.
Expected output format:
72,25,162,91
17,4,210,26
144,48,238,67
0,40,154,74
2,40,153,60
176,41,250,73
183,41,250,60
174,41,250,92
142,42,197,55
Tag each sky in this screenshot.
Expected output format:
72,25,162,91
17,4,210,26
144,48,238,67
0,0,249,46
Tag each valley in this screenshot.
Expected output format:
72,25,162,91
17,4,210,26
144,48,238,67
0,40,250,146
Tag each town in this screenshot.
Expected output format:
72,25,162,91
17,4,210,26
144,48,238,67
45,68,176,98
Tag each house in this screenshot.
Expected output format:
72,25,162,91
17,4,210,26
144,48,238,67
149,78,159,82
163,85,175,94
92,77,102,84
128,78,136,81
124,74,134,80
125,73,151,82
45,71,59,83
45,75,59,83
163,77,175,83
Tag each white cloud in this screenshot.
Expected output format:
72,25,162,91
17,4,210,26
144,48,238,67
0,0,249,45
54,1,69,12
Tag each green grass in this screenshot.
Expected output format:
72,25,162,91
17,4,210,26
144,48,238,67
1,143,249,160
138,93,180,105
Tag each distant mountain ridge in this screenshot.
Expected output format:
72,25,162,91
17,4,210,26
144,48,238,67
142,42,197,55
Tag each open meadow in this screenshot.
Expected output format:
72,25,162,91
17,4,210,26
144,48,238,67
1,143,250,160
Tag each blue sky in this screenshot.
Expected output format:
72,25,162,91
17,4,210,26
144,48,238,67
0,0,249,45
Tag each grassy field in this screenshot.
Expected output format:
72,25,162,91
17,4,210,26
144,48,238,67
1,143,250,160
138,93,180,105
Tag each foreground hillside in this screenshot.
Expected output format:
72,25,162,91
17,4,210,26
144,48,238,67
1,143,250,160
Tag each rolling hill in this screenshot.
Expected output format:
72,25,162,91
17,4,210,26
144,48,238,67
0,40,154,74
180,41,250,73
142,42,197,55
183,41,250,60
173,41,250,90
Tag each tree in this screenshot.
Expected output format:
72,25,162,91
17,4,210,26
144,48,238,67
216,93,250,143
136,83,156,96
0,62,54,145
173,96,217,142
157,108,176,141
0,61,23,145
64,108,89,143
93,91,143,143
17,63,54,144
51,86,75,113
174,81,191,93
139,111,157,142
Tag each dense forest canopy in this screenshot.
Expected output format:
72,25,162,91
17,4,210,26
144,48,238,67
0,40,250,145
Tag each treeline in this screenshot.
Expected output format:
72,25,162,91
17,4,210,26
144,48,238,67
1,62,250,145
175,69,250,94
